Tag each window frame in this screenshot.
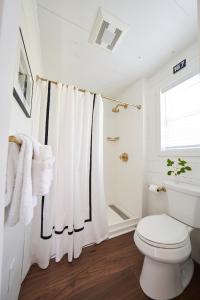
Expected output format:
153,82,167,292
157,72,200,157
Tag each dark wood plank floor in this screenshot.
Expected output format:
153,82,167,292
19,233,200,300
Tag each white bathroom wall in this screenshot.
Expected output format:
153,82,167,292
103,79,144,219
144,41,200,264
144,42,200,216
115,79,144,218
1,1,43,299
0,0,21,295
0,1,4,26
103,101,119,205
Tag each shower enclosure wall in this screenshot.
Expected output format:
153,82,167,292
103,82,144,238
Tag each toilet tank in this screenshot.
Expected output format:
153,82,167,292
164,181,200,228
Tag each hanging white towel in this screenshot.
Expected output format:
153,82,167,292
5,143,19,207
5,134,54,227
5,135,34,226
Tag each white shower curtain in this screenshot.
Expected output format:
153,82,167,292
31,81,108,266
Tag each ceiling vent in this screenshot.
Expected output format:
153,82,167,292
89,8,129,52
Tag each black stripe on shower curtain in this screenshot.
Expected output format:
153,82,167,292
40,82,96,239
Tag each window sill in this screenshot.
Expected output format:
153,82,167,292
158,147,200,157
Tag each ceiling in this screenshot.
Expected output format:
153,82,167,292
37,0,198,96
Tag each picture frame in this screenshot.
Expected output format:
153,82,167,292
13,28,34,118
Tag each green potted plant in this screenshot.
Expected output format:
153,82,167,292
166,158,192,180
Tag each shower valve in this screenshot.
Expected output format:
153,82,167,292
119,153,128,162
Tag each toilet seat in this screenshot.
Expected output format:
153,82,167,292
134,214,192,264
136,214,189,249
136,231,188,249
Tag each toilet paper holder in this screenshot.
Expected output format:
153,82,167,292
157,186,166,192
119,153,128,162
149,184,166,193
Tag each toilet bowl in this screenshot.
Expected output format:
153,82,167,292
134,214,194,300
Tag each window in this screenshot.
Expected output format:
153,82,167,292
160,74,200,152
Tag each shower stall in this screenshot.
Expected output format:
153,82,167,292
103,98,143,238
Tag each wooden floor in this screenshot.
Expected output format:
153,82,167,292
19,233,200,300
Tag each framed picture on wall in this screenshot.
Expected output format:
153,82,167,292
13,28,34,118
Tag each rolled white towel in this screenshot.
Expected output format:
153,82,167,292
31,142,54,196
32,157,54,196
39,145,52,160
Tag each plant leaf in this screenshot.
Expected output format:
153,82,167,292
185,166,192,171
178,158,187,165
167,159,174,166
167,171,173,176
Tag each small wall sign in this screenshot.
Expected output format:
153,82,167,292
173,59,186,74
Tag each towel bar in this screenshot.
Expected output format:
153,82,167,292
8,136,22,146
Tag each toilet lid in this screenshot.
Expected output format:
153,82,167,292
136,214,188,247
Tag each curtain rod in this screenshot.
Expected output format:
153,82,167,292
36,75,142,110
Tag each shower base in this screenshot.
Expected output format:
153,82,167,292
107,204,139,239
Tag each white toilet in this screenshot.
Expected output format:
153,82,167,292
134,181,200,300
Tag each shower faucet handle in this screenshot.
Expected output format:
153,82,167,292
119,153,128,162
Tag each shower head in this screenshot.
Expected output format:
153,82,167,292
112,103,128,113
